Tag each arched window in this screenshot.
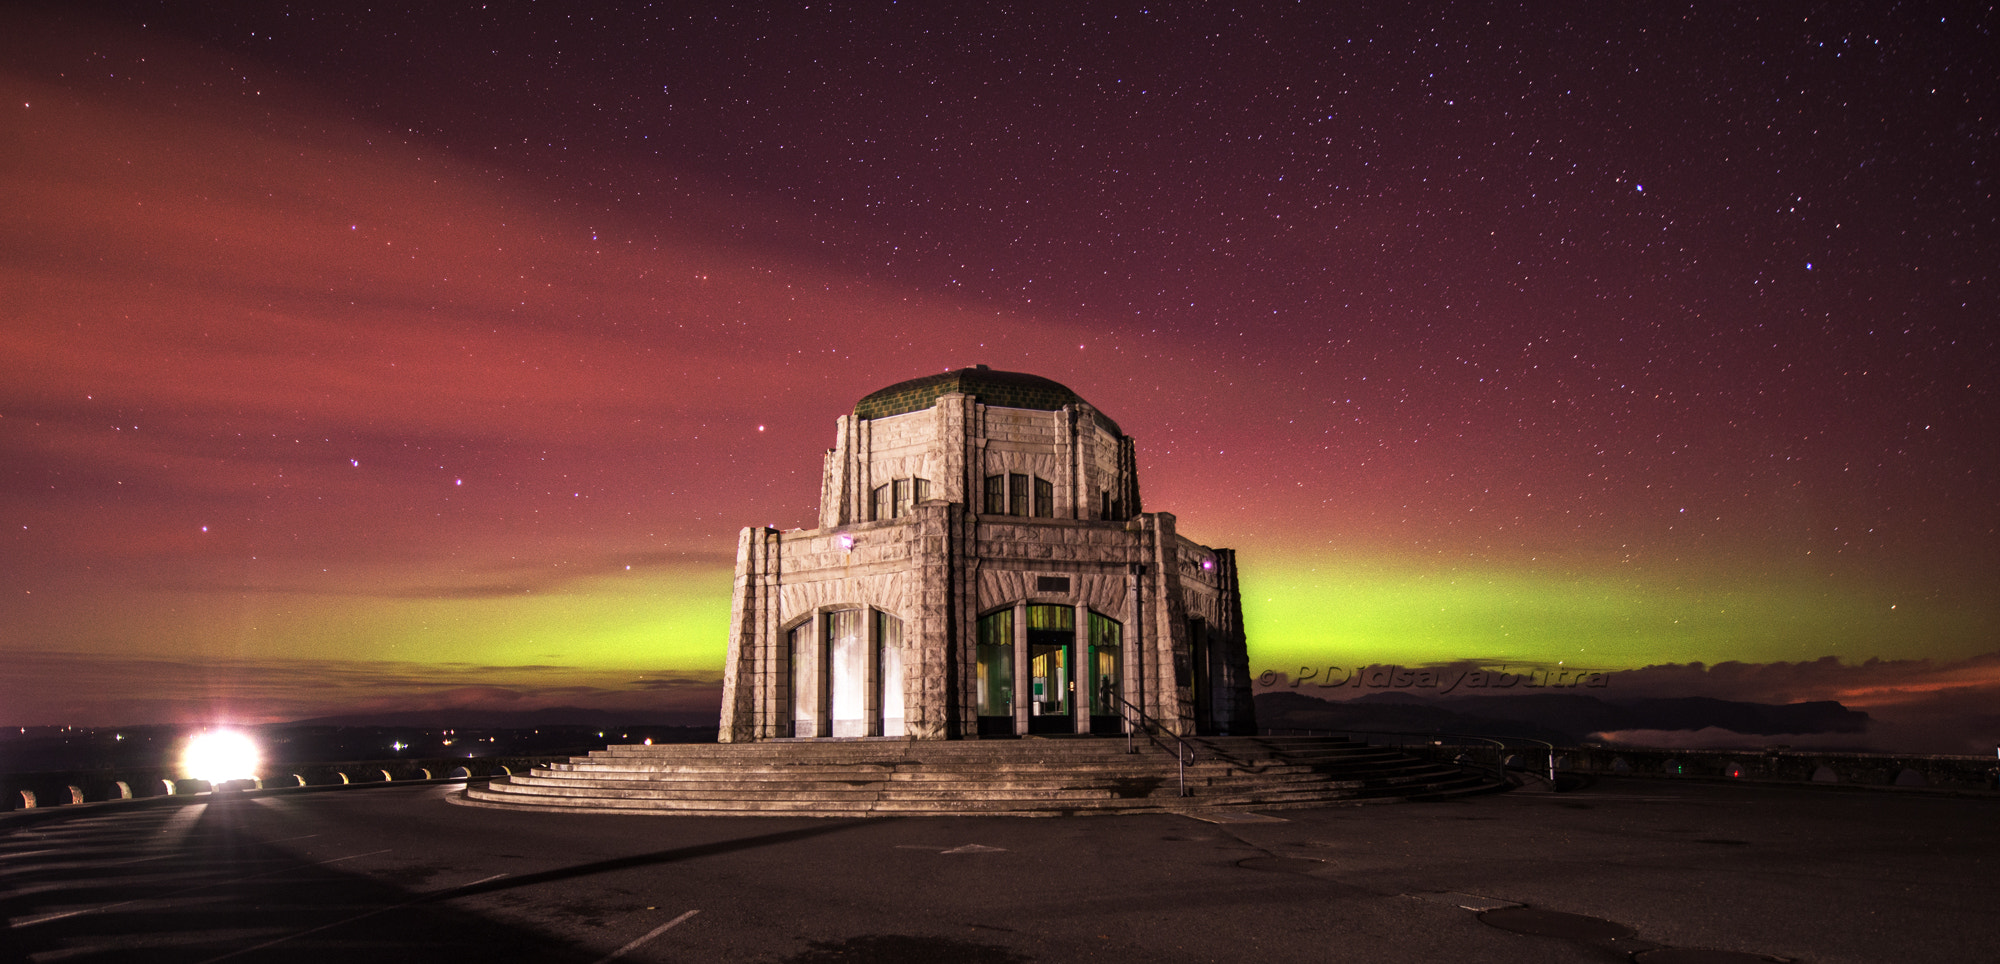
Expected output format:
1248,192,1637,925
871,478,931,521
788,608,906,738
975,609,1013,734
1089,612,1122,719
983,474,1056,517
878,610,905,738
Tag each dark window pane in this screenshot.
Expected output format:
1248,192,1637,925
1034,477,1053,517
984,475,1005,514
1009,473,1028,516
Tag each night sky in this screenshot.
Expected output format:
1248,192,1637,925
3,2,1995,749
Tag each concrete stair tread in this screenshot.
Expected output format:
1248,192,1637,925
451,735,1505,816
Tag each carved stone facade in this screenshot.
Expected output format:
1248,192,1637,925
718,367,1254,741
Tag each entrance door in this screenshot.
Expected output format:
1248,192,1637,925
1028,641,1071,733
1026,604,1074,734
1188,616,1213,734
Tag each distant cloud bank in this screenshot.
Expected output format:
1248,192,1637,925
0,652,724,729
1255,653,2000,755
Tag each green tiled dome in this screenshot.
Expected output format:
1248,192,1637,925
856,366,1117,432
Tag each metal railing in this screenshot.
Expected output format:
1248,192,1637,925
1265,727,1558,786
1117,697,1195,796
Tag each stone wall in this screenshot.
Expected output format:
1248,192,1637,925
725,376,1251,741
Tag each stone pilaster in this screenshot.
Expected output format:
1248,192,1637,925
1071,403,1097,520
819,414,852,528
906,501,954,739
1145,512,1194,735
950,501,976,738
1214,548,1256,734
719,526,779,743
937,393,972,507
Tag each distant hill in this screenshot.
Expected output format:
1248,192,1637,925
284,706,717,729
1255,690,1869,747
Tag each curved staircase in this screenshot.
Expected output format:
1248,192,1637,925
451,735,1501,816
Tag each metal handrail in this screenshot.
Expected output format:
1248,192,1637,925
1116,696,1195,796
1267,726,1559,785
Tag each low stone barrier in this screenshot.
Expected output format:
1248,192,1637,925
0,756,565,813
1552,745,2000,791
1387,741,2000,793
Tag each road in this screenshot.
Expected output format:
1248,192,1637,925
3,779,1993,962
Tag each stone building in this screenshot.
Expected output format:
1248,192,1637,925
718,366,1254,741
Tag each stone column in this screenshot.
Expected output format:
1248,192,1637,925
908,501,954,740
937,393,972,507
1072,601,1090,733
820,415,852,528
1125,562,1144,734
1013,599,1030,735
864,606,882,737
718,526,765,743
1214,548,1256,735
1073,404,1098,520
1147,513,1193,736
853,416,872,525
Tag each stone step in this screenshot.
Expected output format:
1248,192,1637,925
550,756,1440,777
451,735,1503,816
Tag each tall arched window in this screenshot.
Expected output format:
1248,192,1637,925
871,478,930,521
1089,612,1122,720
789,608,905,738
788,621,820,738
975,609,1013,735
983,474,1056,517
878,610,905,738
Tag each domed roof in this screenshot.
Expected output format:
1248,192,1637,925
855,366,1117,432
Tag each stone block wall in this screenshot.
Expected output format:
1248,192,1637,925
725,373,1248,741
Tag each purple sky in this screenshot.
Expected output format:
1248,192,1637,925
2,3,1995,750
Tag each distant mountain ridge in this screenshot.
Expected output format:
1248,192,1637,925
284,706,716,729
1255,690,1870,747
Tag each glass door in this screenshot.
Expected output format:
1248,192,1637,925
1026,604,1074,734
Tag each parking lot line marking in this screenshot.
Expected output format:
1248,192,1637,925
9,849,393,929
194,872,510,964
592,910,700,964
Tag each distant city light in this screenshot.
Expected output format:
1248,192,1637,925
182,730,261,785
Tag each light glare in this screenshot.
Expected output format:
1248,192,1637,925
182,730,261,784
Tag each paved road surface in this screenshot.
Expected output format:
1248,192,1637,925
3,779,1992,962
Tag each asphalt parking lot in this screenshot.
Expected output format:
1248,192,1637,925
3,778,1993,963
